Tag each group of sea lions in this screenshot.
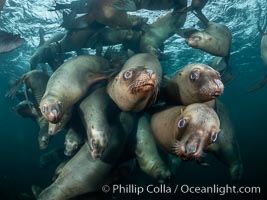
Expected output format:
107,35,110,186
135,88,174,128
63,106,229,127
5,0,246,199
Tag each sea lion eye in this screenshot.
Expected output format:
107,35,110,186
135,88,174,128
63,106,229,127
211,132,218,143
123,70,133,79
91,139,98,149
189,71,199,81
178,118,186,128
57,101,63,109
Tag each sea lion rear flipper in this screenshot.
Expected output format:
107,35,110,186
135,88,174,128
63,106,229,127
246,73,267,93
112,0,137,12
5,74,27,99
176,28,199,39
0,30,25,54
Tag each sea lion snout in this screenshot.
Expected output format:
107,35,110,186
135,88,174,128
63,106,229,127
210,78,224,98
89,137,107,159
41,101,63,123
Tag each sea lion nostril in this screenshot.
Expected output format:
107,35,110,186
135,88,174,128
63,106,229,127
52,108,58,116
146,69,154,77
185,143,197,155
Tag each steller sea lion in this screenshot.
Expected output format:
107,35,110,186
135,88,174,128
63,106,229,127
165,63,224,105
185,22,232,57
151,103,221,162
30,23,105,72
107,53,162,112
135,114,171,182
139,6,188,57
40,55,111,124
30,28,66,71
78,86,120,159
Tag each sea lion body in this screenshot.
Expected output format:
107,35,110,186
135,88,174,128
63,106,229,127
135,114,171,181
86,27,141,55
165,63,224,105
207,101,243,182
79,87,119,159
30,30,66,71
40,55,110,123
151,103,221,161
90,0,147,29
139,7,187,56
187,22,231,57
107,53,162,112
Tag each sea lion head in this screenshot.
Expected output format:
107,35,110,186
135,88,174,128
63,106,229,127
108,66,159,112
170,63,224,105
48,110,72,135
187,31,212,49
40,97,64,123
64,135,80,157
38,134,50,150
89,128,110,159
172,103,220,161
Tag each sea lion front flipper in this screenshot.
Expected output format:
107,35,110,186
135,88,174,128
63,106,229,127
192,10,209,27
112,0,137,11
246,73,267,93
38,28,46,47
0,30,25,54
5,74,27,99
176,28,199,39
